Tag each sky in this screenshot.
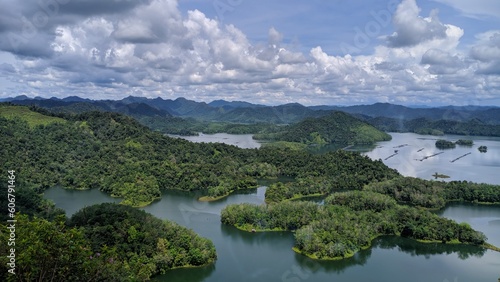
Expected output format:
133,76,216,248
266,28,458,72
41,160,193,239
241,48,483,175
0,0,499,106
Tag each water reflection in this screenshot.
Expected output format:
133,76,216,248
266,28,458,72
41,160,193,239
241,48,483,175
293,236,487,277
376,236,486,260
154,264,215,282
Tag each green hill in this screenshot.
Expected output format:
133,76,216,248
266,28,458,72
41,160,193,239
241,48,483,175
0,104,65,127
255,111,391,145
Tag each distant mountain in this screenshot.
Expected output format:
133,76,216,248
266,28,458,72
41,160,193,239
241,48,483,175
3,95,499,125
218,103,328,124
311,102,500,124
61,96,92,103
6,98,171,118
208,99,264,110
0,95,31,102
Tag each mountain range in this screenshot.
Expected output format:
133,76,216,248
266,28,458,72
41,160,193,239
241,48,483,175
1,95,499,125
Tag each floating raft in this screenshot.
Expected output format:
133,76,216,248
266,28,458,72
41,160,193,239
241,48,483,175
393,144,409,148
450,152,471,163
418,152,444,161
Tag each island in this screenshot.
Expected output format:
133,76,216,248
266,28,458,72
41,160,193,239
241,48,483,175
435,139,456,149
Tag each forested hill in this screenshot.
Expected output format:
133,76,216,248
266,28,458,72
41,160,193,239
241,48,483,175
0,104,399,206
254,111,392,145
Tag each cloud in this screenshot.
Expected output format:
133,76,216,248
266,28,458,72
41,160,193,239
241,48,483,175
431,0,500,18
0,63,16,74
268,27,283,45
0,0,498,106
386,0,448,48
421,48,465,74
471,31,500,75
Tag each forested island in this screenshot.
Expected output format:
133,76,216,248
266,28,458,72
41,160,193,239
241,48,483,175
1,103,500,278
221,191,490,260
435,139,456,149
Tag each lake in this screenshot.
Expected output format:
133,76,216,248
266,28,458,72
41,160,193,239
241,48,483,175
167,133,262,149
171,132,500,184
44,186,500,282
364,133,500,184
43,132,500,281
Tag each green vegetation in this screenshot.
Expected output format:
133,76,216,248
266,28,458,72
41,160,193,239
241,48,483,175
365,177,500,209
68,203,217,279
0,203,216,281
0,105,398,206
0,106,262,205
435,139,456,149
0,214,127,282
264,151,399,203
4,103,499,266
0,172,216,281
143,116,280,136
254,112,391,145
478,146,488,153
221,191,490,260
456,139,473,146
0,104,65,127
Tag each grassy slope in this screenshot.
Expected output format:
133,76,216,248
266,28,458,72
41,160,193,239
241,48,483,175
0,105,65,127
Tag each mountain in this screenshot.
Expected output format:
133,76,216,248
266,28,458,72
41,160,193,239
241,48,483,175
3,95,499,125
0,95,31,102
218,103,325,124
208,99,264,110
311,103,500,124
61,96,92,102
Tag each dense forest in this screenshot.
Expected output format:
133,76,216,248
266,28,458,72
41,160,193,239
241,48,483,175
0,104,398,204
0,172,216,281
2,103,500,271
221,191,489,260
223,173,500,260
365,177,500,209
254,111,391,145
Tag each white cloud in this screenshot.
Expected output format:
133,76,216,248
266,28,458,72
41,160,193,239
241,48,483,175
386,0,448,47
0,0,498,106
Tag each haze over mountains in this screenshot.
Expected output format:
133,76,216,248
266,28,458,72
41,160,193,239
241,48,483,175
3,95,499,126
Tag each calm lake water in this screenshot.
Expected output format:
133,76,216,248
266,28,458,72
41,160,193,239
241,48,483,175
168,133,262,149
44,186,500,282
43,132,500,282
170,132,500,184
364,133,500,184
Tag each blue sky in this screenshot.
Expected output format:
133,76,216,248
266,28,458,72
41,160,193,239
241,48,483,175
0,0,499,106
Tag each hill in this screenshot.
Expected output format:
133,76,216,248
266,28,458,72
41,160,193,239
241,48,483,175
0,104,66,127
255,111,391,145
